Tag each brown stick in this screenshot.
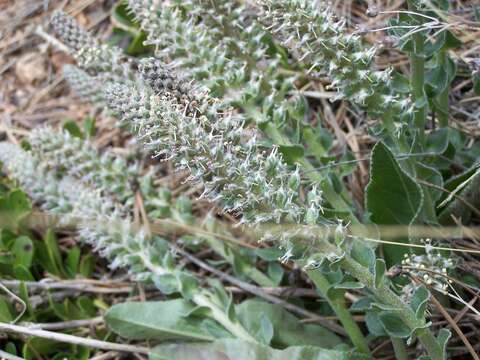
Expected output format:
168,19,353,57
430,294,479,360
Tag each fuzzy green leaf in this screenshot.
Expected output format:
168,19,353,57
366,141,423,224
0,189,32,229
105,300,216,342
379,313,411,338
150,339,366,360
365,142,423,265
11,236,34,268
410,286,430,319
236,300,342,349
374,259,386,288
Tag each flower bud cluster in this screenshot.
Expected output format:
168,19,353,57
256,0,410,119
401,239,455,297
103,82,324,241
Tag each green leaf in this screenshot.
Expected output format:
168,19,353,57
12,235,34,268
66,247,80,278
78,254,94,278
365,142,423,265
111,1,137,28
0,189,32,229
19,282,33,318
302,126,329,160
334,282,364,290
437,328,451,359
111,2,151,55
4,342,17,356
255,247,283,261
474,74,480,96
350,241,375,270
153,274,179,295
63,120,84,139
236,300,342,349
350,298,374,312
410,286,430,319
443,31,462,49
257,314,274,345
39,230,65,277
425,66,448,97
77,296,96,317
83,117,96,138
105,300,216,341
177,273,199,300
391,72,410,93
127,32,150,55
374,259,386,288
13,265,35,281
366,142,423,224
365,311,387,337
278,144,304,165
416,163,443,202
150,339,366,360
267,262,284,286
23,338,61,358
379,313,411,338
0,297,14,322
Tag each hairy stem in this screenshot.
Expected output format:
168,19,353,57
436,50,449,128
408,1,427,143
339,254,443,360
307,270,371,355
391,338,409,360
192,293,256,342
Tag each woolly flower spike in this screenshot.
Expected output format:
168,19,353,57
63,65,104,102
51,12,135,85
57,179,168,279
0,141,171,279
102,82,324,238
0,143,74,216
139,58,212,116
50,10,98,51
75,45,132,79
28,127,140,207
128,0,247,95
127,0,303,127
0,143,258,340
256,0,407,119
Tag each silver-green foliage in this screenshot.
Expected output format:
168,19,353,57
102,82,324,235
256,0,410,120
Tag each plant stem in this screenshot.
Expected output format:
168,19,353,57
192,293,256,342
304,235,443,359
408,1,427,143
392,338,409,360
436,49,449,128
265,123,371,352
139,248,257,342
339,254,444,360
307,269,371,355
